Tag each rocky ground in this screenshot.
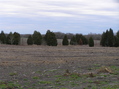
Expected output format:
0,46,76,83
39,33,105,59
0,45,119,89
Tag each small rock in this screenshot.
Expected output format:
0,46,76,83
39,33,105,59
32,72,35,74
47,86,53,88
97,76,104,79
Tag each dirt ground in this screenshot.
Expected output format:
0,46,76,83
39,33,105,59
0,45,119,89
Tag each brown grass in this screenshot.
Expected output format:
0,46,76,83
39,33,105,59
0,45,118,66
97,66,113,74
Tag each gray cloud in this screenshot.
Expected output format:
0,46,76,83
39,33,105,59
0,0,118,18
0,0,118,34
115,0,119,3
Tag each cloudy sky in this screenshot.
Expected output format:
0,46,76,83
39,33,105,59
0,0,119,34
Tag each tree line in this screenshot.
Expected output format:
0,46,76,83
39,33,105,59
27,30,94,47
54,32,101,40
0,30,97,47
27,30,57,46
0,31,20,45
0,28,118,47
100,28,119,47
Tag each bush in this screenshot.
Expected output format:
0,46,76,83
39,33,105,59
100,28,119,47
13,32,20,45
89,37,94,47
62,35,69,45
27,35,33,45
0,31,6,44
32,31,42,45
6,32,14,45
70,36,77,45
44,30,57,46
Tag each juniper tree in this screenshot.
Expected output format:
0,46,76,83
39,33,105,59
108,28,114,47
117,30,119,38
76,34,82,45
62,35,69,45
45,30,57,46
100,32,106,46
89,37,94,47
81,36,88,45
13,32,20,45
116,30,119,47
27,35,33,45
0,31,6,44
100,28,115,47
114,36,119,47
6,32,14,45
75,34,88,45
32,31,42,45
70,36,77,45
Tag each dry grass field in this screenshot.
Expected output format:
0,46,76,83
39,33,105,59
0,45,119,89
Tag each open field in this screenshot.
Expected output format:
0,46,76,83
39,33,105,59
0,45,119,89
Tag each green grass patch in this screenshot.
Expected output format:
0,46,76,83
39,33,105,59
35,71,42,74
0,81,21,89
54,75,62,78
39,81,52,84
59,88,67,89
23,79,28,81
9,72,18,76
32,76,40,79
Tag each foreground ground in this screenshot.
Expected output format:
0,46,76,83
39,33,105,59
0,45,119,89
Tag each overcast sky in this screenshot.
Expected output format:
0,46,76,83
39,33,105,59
0,0,119,34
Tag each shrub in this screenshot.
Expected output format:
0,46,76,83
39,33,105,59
13,32,20,45
62,35,69,45
70,36,77,45
44,30,57,46
32,31,42,45
89,37,94,47
27,35,33,45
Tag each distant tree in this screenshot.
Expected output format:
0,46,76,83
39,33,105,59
116,30,119,38
79,38,83,45
76,34,82,45
50,32,57,46
75,34,88,45
100,32,106,46
100,28,115,47
32,31,42,45
45,30,57,46
62,35,69,45
81,36,88,45
114,36,119,47
70,36,77,45
54,32,65,39
66,33,74,39
13,32,20,45
6,32,14,45
89,37,94,47
86,33,101,40
108,28,114,47
27,35,33,45
0,31,6,44
115,30,119,47
105,30,109,46
44,30,50,42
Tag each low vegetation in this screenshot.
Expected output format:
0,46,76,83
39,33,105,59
0,45,118,89
0,65,119,89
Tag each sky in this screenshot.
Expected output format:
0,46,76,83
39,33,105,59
0,0,119,34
